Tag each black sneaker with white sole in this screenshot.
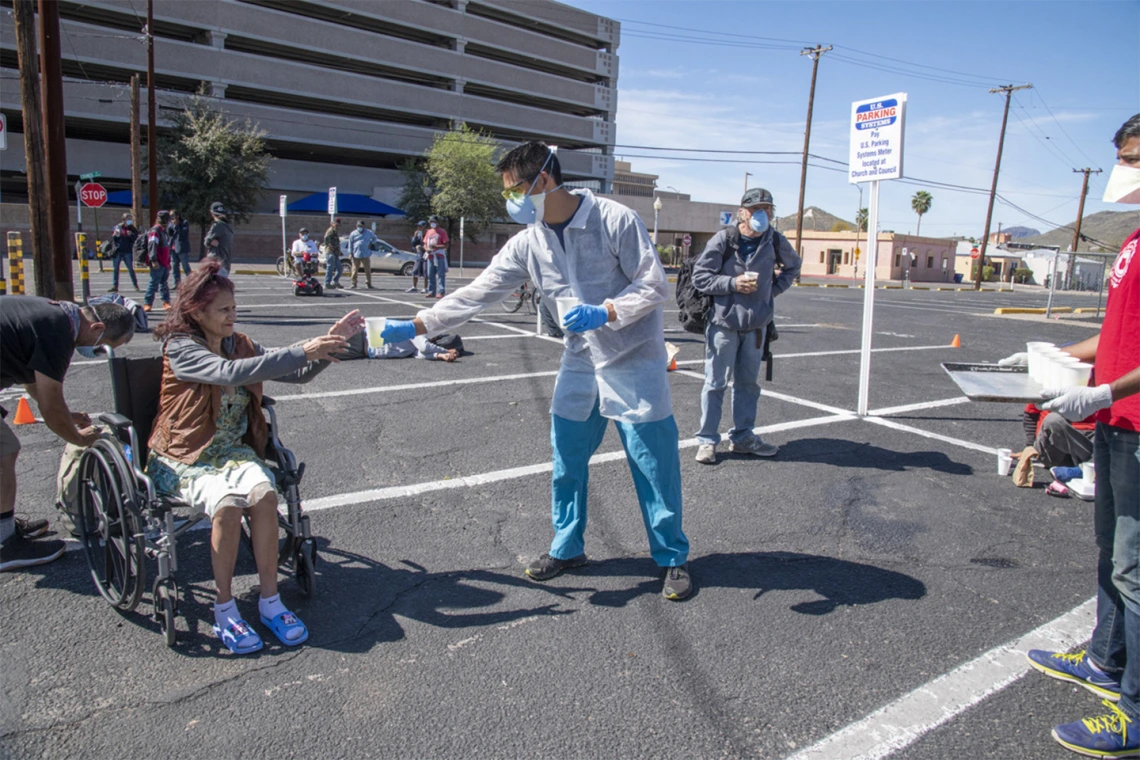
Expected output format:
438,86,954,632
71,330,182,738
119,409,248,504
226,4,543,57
15,516,49,539
525,553,587,581
0,533,66,572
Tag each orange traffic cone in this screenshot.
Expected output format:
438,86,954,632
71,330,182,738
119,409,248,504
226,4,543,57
950,334,962,348
12,397,36,425
668,358,677,371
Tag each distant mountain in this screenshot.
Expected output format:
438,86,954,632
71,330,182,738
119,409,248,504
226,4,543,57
1003,226,1040,239
773,206,854,233
1022,210,1140,252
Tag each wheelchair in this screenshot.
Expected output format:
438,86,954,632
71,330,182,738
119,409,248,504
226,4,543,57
74,346,318,647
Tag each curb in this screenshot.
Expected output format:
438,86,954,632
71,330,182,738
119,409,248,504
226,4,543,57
994,307,1073,315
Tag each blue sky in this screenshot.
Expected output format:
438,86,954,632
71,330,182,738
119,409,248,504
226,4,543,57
568,0,1139,237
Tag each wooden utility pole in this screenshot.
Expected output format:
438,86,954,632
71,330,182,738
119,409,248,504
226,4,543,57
976,83,1032,290
1067,168,1102,285
12,0,51,292
146,0,158,223
793,44,831,282
130,75,143,229
38,0,73,299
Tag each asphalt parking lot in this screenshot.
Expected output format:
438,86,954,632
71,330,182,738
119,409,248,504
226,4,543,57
0,266,1114,759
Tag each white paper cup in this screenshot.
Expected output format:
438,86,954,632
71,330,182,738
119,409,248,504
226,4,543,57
1081,461,1096,484
365,317,387,350
556,297,581,325
1026,342,1055,383
997,448,1012,476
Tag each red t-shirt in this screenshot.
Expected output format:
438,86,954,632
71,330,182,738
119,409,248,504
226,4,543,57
424,228,449,257
1095,227,1140,431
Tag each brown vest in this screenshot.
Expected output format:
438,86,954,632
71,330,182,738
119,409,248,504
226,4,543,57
148,332,269,464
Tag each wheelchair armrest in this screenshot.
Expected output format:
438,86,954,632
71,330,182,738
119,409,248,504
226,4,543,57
261,396,275,408
94,412,133,429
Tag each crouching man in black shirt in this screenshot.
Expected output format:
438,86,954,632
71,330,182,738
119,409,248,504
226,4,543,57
0,297,136,571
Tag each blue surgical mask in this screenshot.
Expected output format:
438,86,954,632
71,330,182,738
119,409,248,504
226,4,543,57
430,222,438,229
77,330,105,359
505,151,559,225
748,209,769,234
302,234,309,241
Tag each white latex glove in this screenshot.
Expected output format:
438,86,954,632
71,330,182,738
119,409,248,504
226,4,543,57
1040,384,1113,421
998,352,1029,367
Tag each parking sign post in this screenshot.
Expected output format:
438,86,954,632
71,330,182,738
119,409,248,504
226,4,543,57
849,93,907,416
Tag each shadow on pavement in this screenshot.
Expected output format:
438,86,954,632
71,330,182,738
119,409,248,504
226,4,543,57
745,436,974,475
581,551,926,612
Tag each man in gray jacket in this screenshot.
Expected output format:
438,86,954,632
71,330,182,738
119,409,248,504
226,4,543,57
692,187,801,464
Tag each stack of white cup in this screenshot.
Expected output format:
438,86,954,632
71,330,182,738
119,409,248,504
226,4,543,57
1026,341,1093,389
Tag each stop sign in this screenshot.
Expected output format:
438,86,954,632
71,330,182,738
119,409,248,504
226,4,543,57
682,234,692,247
79,182,107,208
969,247,980,260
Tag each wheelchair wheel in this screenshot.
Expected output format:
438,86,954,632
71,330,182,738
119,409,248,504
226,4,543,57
295,539,317,597
155,583,177,647
77,440,146,611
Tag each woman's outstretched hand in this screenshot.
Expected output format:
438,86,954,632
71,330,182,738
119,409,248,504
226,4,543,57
329,310,366,340
303,334,350,362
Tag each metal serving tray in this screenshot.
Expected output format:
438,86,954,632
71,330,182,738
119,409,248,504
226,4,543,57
941,362,1045,403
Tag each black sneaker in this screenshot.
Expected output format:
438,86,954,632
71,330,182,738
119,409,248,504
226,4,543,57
15,516,49,539
525,553,587,581
0,533,66,572
662,563,693,601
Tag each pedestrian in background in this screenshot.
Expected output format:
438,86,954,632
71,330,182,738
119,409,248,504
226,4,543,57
424,215,449,299
408,220,428,293
691,187,801,465
143,210,172,312
204,202,234,278
323,218,342,289
347,220,377,289
167,210,192,287
109,212,140,293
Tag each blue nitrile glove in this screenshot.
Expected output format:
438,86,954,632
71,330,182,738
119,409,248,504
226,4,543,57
562,304,609,333
1040,384,1113,421
381,320,416,344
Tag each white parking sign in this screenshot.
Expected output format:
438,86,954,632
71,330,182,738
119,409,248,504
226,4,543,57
849,93,907,183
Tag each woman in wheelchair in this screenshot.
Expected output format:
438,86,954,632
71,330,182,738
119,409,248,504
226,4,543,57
146,261,363,654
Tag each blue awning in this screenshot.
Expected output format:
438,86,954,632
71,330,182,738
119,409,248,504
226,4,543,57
106,190,144,206
287,192,404,217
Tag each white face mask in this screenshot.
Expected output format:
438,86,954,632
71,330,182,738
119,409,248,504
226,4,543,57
1103,164,1140,204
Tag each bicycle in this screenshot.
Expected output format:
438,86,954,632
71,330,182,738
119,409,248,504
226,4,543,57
275,255,289,277
502,281,539,315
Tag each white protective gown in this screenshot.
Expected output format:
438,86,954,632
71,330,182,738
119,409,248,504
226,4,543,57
417,189,672,424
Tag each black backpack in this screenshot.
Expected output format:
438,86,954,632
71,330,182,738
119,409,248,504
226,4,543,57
132,231,149,266
675,227,739,334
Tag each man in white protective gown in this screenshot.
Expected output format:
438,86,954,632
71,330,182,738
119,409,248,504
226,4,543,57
380,141,692,601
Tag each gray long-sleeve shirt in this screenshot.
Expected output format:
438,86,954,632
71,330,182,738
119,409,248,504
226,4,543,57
165,334,328,386
692,226,801,332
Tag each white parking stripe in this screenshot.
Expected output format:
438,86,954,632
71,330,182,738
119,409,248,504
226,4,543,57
865,416,1000,455
868,397,970,416
787,597,1096,760
270,370,560,401
672,369,855,416
304,412,855,511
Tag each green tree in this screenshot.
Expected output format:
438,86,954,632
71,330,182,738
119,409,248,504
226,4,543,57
396,157,433,225
911,190,933,236
156,89,271,252
831,220,854,232
855,207,869,232
424,123,503,243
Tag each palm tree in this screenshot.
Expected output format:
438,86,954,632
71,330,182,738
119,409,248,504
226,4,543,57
911,190,933,236
855,207,868,233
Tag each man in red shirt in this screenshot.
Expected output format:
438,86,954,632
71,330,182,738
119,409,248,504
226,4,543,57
423,215,450,299
143,209,172,312
1024,114,1140,757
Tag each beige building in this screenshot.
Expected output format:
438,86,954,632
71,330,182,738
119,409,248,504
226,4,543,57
792,232,959,282
610,160,658,198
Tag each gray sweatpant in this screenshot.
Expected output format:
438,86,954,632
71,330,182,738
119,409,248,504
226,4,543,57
1035,412,1095,469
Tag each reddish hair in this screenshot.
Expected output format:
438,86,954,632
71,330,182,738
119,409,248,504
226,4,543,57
152,259,235,340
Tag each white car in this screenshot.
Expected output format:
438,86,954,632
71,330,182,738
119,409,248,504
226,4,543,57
328,237,419,275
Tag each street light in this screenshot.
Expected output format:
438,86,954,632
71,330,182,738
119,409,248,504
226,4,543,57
652,195,663,245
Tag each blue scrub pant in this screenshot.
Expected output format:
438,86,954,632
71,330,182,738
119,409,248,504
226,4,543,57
550,401,689,567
